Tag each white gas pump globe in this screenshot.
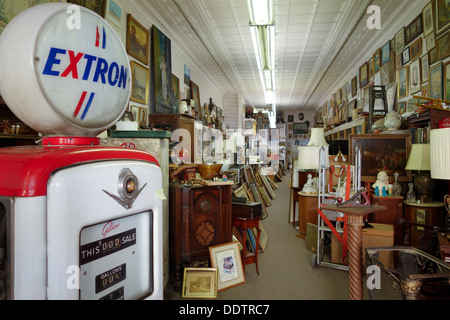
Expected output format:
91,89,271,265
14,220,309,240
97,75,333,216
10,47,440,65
0,3,131,137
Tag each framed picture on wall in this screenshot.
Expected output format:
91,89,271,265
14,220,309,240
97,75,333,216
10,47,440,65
126,14,149,65
395,28,405,52
445,61,450,100
429,63,444,99
405,14,423,45
349,134,412,183
293,123,309,135
359,62,368,88
421,54,429,83
437,31,450,60
397,66,409,98
409,59,422,94
130,61,149,104
373,49,381,73
409,38,422,61
423,2,434,37
435,0,450,35
152,25,174,114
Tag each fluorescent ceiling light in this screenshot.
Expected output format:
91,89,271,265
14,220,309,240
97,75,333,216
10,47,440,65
248,0,274,25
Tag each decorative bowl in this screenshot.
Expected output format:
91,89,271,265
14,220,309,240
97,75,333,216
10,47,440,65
196,164,223,180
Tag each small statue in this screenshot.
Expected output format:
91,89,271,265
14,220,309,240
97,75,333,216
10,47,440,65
372,171,389,192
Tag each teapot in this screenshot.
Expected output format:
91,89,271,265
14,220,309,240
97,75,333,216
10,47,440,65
384,111,401,131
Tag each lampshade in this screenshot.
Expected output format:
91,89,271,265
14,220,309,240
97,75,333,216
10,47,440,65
297,146,329,171
307,128,329,147
405,144,431,171
431,128,450,180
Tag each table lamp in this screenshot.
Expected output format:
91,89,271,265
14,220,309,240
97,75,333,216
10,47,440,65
430,128,450,226
405,143,435,203
296,128,329,192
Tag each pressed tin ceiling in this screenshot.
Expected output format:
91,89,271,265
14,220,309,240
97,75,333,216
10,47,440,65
136,0,425,112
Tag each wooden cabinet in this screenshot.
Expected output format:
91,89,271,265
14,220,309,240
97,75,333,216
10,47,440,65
370,195,404,245
149,114,195,162
404,201,445,248
169,183,232,289
297,192,318,239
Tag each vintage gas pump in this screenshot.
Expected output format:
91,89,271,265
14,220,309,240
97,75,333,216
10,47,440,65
0,3,164,300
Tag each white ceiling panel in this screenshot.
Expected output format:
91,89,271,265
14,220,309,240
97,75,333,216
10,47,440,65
137,0,426,112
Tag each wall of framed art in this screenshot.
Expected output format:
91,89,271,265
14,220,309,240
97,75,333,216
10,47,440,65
318,0,450,131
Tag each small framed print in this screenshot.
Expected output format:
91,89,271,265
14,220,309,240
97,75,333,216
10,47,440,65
209,242,245,291
182,268,218,299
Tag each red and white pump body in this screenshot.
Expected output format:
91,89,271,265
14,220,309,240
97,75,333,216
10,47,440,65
0,3,164,300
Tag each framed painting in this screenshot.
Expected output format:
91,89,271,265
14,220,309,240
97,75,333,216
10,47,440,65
373,49,381,73
190,81,201,115
410,59,422,94
426,34,436,51
423,1,434,37
209,242,245,291
105,0,123,30
349,134,412,183
395,28,405,52
402,47,410,65
429,63,444,99
405,14,423,45
421,54,429,83
126,14,149,65
359,62,368,88
351,76,358,97
437,31,450,60
181,268,218,299
152,25,174,114
172,74,180,105
138,107,148,128
67,0,105,16
130,61,149,104
409,38,422,61
445,61,450,100
381,41,390,66
397,65,409,98
435,0,450,35
293,122,309,135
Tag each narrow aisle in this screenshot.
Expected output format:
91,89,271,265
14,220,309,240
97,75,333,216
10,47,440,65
217,172,349,300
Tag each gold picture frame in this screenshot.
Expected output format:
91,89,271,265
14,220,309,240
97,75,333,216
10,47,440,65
209,242,245,291
130,61,149,105
182,268,218,299
126,14,150,65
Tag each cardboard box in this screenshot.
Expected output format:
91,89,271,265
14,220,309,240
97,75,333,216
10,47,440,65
362,223,394,267
331,223,394,267
306,223,318,253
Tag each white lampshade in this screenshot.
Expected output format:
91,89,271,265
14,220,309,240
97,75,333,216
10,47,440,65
297,146,329,171
307,128,329,147
405,144,431,171
430,128,450,180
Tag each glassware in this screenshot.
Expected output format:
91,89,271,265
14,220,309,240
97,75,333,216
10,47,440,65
406,183,416,203
393,172,401,196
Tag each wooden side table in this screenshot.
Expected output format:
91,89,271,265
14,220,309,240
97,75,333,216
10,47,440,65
297,192,318,239
403,201,445,248
232,216,261,275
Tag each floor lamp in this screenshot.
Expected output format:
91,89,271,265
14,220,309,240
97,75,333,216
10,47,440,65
430,128,450,227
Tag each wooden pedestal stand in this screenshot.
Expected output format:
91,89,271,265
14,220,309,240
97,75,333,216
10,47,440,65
321,204,387,300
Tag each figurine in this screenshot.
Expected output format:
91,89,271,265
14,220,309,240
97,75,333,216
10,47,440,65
372,171,389,192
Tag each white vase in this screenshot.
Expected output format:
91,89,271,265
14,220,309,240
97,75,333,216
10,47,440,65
384,111,401,131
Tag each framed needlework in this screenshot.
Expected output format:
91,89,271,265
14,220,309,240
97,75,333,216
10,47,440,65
209,242,245,291
182,268,218,299
349,134,412,183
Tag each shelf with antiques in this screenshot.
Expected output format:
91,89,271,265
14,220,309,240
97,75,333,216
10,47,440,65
324,115,384,141
0,97,40,148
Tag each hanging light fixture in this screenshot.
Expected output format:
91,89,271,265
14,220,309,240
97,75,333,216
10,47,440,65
248,0,276,128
